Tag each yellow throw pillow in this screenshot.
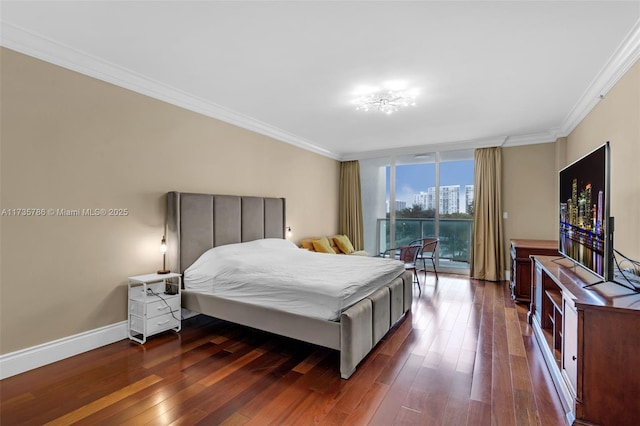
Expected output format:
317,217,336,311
333,235,355,254
300,239,315,251
312,237,336,254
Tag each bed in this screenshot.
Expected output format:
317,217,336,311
166,191,413,379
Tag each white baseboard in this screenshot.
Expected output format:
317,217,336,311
0,321,128,379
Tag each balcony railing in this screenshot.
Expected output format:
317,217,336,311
376,217,473,268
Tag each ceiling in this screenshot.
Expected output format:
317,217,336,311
2,1,639,161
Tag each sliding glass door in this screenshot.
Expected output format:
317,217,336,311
437,150,475,271
360,149,474,274
392,154,436,250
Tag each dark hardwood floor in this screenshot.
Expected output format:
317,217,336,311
0,274,567,425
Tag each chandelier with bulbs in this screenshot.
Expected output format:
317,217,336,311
354,90,417,115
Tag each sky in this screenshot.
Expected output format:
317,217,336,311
386,160,475,206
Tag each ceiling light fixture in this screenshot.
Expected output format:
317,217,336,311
354,89,417,115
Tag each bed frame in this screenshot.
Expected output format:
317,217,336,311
166,191,413,379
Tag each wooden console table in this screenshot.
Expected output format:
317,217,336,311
529,256,640,425
510,239,558,302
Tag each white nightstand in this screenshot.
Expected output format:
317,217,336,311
128,272,182,344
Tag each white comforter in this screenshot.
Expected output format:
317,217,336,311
184,239,405,321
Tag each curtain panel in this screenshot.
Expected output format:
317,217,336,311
470,147,505,281
339,160,364,251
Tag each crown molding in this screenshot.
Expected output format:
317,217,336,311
503,129,560,148
342,130,562,161
560,18,640,136
340,136,508,161
0,22,341,161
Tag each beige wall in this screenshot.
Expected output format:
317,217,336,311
0,48,340,354
567,58,640,262
3,49,637,356
502,59,640,271
502,142,559,267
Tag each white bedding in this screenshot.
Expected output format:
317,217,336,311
183,239,405,321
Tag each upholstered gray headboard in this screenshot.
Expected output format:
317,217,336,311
166,192,286,274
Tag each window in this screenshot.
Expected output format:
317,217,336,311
361,149,474,274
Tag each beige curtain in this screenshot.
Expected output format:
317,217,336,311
470,147,505,281
339,160,364,251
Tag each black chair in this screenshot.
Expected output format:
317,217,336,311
410,238,439,285
381,242,423,294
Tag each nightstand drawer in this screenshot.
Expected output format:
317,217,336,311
147,297,180,318
130,296,180,317
130,312,179,335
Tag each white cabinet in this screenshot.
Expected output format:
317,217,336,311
128,272,181,344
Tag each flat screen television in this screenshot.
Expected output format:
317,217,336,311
558,142,613,282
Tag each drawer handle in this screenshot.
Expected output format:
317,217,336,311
157,319,171,326
156,305,170,311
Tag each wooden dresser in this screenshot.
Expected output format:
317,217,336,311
529,256,640,425
510,239,558,302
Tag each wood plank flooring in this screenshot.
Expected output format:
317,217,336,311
0,275,567,425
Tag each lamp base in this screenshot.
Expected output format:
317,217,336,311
157,269,170,274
